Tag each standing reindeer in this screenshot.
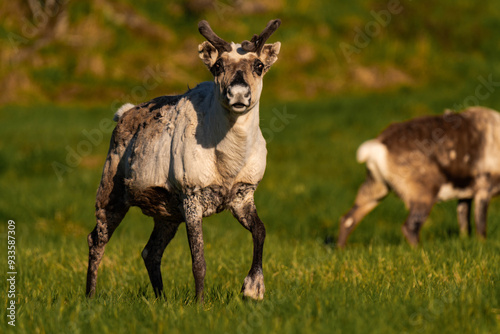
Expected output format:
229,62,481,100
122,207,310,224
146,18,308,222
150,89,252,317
86,19,281,301
338,107,500,247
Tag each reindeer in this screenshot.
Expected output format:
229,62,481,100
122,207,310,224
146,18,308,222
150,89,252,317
338,107,500,247
86,19,281,301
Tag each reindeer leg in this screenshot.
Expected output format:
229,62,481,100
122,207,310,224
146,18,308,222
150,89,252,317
182,194,206,303
474,175,491,239
229,183,265,300
457,198,472,237
401,202,433,247
338,173,388,248
86,203,129,297
474,192,490,239
86,160,129,298
142,217,180,298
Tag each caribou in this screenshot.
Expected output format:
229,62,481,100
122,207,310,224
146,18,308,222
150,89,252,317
86,19,282,301
338,107,500,247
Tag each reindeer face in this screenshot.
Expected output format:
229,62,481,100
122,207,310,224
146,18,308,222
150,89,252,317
198,20,281,115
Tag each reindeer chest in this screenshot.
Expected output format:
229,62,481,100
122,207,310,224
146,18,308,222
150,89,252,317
173,140,266,188
170,146,261,218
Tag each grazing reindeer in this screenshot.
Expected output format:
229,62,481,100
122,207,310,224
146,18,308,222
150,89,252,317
338,107,500,247
86,19,281,301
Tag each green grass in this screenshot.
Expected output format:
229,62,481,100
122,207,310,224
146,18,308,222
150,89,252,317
1,84,500,333
2,1,500,332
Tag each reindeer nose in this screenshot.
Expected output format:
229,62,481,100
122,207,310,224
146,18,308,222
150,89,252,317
227,85,251,99
227,84,251,112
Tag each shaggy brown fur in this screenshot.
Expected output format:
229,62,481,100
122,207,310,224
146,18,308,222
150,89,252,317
338,107,500,247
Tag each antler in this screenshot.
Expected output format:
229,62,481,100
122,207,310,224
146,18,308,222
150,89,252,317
198,20,232,54
241,19,281,55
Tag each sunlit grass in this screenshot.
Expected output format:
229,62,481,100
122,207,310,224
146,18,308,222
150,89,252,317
2,1,500,332
1,84,500,333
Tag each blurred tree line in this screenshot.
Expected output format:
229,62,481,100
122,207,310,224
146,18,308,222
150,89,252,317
1,0,499,105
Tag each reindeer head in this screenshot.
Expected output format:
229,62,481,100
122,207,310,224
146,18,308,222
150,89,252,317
198,19,281,115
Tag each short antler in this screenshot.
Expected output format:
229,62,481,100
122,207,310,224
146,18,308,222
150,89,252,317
198,20,232,54
241,19,281,55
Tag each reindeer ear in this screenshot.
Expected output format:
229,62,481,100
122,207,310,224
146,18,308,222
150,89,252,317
260,42,281,69
198,41,218,68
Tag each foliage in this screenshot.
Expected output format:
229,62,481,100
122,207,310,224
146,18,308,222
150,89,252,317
1,0,500,104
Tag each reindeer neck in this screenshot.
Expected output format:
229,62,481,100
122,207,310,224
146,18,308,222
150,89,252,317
207,101,261,179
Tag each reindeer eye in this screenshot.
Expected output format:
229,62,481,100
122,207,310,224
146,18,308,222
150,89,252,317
211,58,224,76
254,60,264,76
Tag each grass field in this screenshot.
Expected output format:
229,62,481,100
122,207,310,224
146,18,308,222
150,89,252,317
1,83,500,333
2,0,500,333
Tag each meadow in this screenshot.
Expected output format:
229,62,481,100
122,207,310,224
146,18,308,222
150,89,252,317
1,0,500,333
1,86,500,333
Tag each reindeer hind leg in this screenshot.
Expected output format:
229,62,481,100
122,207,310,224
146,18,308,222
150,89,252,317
86,201,129,297
86,160,129,298
142,217,181,298
338,172,388,248
401,201,433,247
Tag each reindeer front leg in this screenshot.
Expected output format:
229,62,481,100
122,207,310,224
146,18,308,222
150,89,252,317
182,194,206,303
457,198,472,237
230,183,266,300
474,192,490,239
474,176,491,239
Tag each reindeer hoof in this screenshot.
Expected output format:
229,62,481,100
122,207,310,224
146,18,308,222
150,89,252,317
402,225,419,247
241,274,265,300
